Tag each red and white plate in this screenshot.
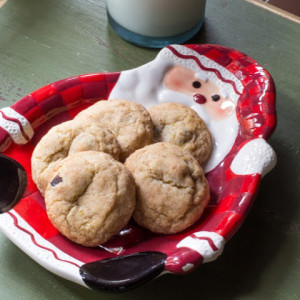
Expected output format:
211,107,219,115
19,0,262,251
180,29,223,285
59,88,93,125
0,44,277,292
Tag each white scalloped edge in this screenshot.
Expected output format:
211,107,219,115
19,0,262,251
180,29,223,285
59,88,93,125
0,211,86,287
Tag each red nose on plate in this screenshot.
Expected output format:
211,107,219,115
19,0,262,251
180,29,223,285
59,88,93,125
193,94,206,104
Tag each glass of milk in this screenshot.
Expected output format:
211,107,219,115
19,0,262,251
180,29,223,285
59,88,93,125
106,0,206,48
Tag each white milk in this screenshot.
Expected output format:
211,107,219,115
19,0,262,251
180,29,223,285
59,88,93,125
107,0,206,37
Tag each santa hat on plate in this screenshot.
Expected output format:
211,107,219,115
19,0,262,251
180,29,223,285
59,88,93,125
157,44,276,140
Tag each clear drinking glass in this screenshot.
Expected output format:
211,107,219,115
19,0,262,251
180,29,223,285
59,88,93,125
107,0,206,48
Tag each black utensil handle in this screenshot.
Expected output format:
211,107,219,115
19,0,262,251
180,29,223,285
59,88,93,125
0,154,27,213
80,251,167,292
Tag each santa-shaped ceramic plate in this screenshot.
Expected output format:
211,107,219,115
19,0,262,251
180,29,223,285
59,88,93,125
0,44,276,292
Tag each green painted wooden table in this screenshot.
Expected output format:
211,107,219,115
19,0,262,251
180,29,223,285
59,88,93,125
0,0,299,299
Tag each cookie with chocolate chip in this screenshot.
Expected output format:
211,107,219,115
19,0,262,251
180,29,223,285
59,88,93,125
32,119,121,195
125,142,210,234
45,151,135,247
148,103,212,165
75,99,153,161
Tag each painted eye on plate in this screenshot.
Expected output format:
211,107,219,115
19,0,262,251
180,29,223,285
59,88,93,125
211,94,220,101
192,81,201,89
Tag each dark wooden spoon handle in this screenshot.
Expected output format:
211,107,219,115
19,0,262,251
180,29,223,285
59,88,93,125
80,251,167,292
0,154,27,213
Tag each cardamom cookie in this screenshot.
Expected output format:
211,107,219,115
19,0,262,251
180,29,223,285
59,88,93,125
125,142,210,234
75,99,153,161
32,119,121,195
148,103,212,165
45,151,135,247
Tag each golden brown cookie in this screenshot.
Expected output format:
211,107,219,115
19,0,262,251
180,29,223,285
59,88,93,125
125,142,210,234
75,99,153,161
45,151,136,247
31,119,121,195
148,103,212,165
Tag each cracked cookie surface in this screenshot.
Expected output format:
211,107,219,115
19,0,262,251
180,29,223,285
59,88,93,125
75,99,153,161
31,119,121,195
45,151,135,247
148,103,212,165
125,142,210,234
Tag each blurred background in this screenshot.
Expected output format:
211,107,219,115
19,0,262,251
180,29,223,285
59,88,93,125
260,0,300,16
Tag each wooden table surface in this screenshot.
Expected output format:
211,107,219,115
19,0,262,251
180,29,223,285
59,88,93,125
0,0,299,299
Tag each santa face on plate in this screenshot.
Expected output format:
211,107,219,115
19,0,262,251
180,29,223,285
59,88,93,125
163,65,236,122
109,45,243,172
